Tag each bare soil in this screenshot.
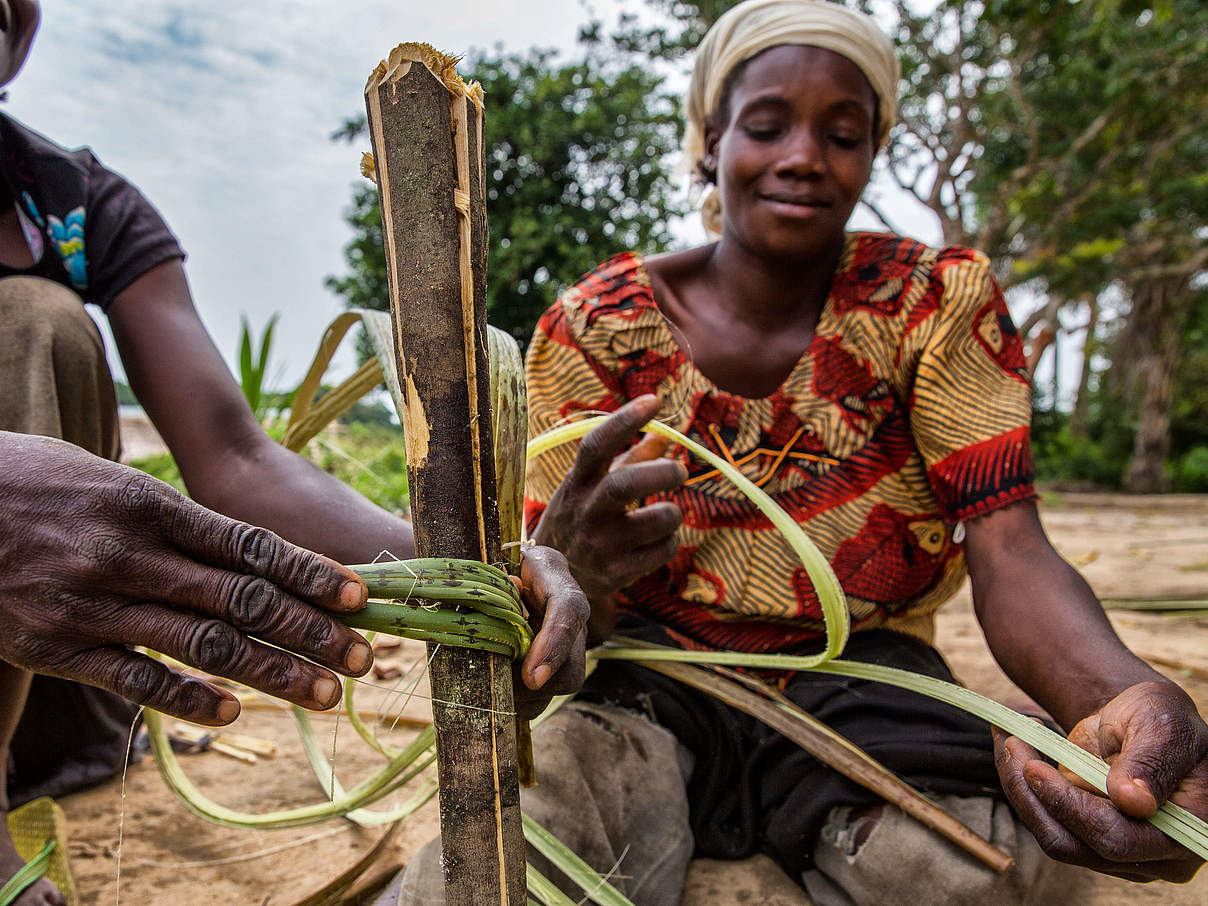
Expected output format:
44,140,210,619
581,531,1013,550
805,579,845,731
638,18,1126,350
55,493,1208,905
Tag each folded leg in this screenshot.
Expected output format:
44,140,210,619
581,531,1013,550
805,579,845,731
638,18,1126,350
381,702,694,906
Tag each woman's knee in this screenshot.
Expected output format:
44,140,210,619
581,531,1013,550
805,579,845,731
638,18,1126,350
0,276,104,363
522,703,694,904
803,795,1071,906
0,276,119,455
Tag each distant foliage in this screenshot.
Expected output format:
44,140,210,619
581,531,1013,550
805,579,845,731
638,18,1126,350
1170,290,1208,456
302,422,410,516
1029,287,1208,490
1029,402,1134,490
1176,448,1208,494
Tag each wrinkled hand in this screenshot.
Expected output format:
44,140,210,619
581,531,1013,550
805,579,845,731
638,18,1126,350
532,395,686,643
510,546,590,720
994,681,1208,882
0,432,373,726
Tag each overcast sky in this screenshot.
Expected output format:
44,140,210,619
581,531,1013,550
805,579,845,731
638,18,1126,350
8,0,943,388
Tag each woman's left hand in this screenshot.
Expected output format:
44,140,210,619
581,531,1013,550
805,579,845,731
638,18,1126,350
993,680,1208,882
511,545,591,720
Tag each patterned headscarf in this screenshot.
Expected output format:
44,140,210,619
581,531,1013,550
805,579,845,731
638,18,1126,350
684,0,899,236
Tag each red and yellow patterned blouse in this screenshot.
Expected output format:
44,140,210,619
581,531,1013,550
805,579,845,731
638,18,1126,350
524,232,1037,653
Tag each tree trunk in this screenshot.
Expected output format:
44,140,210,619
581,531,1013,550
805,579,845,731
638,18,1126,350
1070,294,1099,439
1122,274,1191,493
1024,294,1064,387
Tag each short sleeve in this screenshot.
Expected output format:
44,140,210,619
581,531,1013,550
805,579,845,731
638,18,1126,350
84,154,184,309
524,293,627,536
906,251,1037,522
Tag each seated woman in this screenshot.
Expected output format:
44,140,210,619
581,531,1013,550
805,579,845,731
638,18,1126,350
388,2,1207,904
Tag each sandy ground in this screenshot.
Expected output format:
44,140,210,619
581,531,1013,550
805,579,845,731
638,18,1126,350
52,492,1208,905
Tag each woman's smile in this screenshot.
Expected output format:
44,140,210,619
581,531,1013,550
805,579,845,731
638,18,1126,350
758,192,834,214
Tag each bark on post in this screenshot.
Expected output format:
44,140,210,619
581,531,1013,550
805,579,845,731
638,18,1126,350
1122,272,1190,494
364,44,525,905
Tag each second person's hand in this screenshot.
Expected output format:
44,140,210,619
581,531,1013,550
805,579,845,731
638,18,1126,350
0,432,373,727
511,545,590,720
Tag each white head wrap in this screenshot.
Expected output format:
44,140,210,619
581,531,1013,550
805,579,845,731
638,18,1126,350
683,0,900,236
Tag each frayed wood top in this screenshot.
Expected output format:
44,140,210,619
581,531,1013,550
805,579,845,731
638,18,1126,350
366,42,481,107
465,80,485,109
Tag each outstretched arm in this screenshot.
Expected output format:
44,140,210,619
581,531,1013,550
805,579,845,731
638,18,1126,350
966,502,1208,882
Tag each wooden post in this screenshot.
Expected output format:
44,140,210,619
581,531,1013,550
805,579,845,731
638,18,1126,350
365,44,526,905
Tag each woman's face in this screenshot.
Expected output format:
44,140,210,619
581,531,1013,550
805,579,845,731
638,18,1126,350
704,44,876,262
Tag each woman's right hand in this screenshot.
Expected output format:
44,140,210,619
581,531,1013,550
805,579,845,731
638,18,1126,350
0,431,373,726
531,396,687,643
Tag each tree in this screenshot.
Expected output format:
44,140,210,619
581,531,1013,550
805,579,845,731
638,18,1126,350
580,0,731,60
963,0,1207,491
326,45,684,347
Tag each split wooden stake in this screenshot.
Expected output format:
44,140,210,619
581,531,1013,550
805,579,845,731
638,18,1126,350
365,44,526,905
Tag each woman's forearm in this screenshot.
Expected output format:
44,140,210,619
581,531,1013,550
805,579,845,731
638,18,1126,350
184,433,416,565
964,502,1164,731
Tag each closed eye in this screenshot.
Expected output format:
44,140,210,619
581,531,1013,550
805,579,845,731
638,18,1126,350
829,134,862,149
742,122,786,141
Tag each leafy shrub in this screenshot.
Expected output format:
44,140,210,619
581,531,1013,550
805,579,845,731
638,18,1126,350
1174,446,1208,493
302,421,409,516
1030,401,1132,489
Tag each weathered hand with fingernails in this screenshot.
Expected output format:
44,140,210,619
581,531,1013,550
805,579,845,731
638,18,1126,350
0,432,374,726
993,681,1208,882
510,545,590,720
